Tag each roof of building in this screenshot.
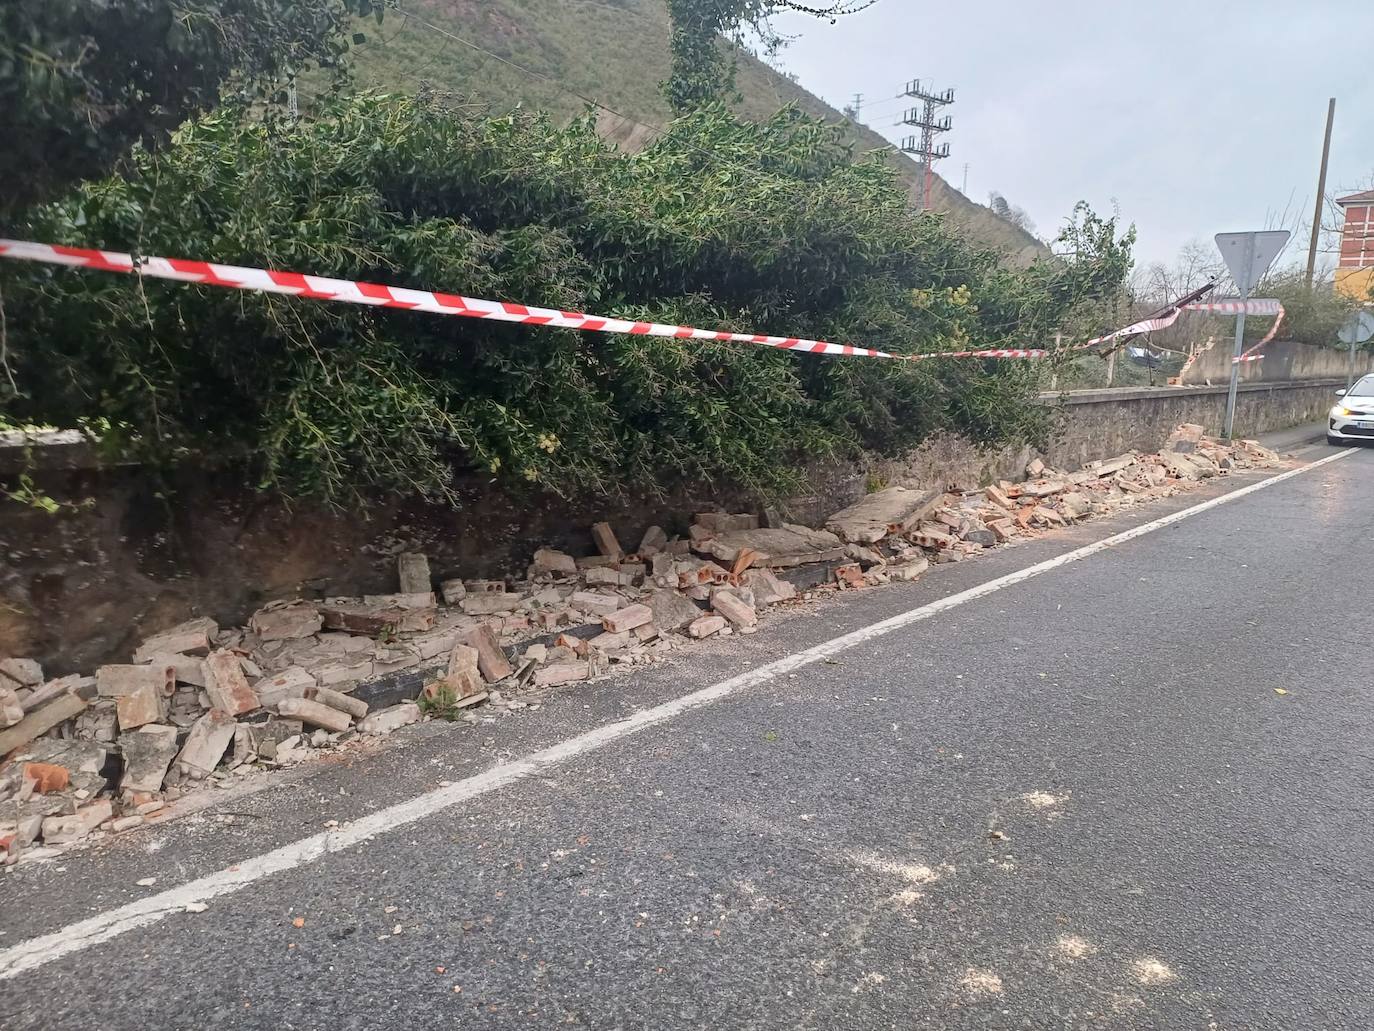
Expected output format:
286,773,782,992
1336,189,1374,206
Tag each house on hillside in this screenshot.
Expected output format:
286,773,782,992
1335,189,1374,301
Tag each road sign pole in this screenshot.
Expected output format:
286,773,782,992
1350,337,1357,391
1222,235,1256,439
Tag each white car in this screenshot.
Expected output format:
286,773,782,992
1329,374,1374,444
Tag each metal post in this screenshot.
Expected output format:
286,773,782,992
1225,236,1258,442
1349,337,1357,391
1222,236,1255,439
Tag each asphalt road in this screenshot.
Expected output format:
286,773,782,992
3,442,1372,1030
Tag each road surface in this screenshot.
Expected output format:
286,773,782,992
3,442,1371,1030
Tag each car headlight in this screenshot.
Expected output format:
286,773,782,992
1333,406,1353,417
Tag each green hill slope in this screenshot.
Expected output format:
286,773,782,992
332,0,1044,262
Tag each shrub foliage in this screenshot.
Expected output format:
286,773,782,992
1,94,1133,503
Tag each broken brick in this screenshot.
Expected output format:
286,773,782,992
97,664,175,699
461,624,514,683
709,590,757,629
687,615,725,639
115,681,167,731
23,762,70,794
203,650,260,716
277,697,352,733
602,603,653,634
590,521,623,559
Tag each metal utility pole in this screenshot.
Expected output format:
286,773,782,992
850,92,863,124
899,80,954,210
962,162,969,194
1305,98,1336,285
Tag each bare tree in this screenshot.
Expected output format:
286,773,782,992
988,191,1035,233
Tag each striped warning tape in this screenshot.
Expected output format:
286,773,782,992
0,239,1033,363
0,238,1283,365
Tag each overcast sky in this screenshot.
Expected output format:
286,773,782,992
771,0,1374,272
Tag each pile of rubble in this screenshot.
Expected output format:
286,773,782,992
0,425,1279,863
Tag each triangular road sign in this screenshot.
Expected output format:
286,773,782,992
1214,231,1291,295
1338,309,1374,345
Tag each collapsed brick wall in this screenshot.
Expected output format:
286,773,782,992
0,380,1334,672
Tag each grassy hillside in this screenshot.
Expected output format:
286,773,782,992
326,0,1044,262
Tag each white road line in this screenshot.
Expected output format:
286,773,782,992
0,447,1355,979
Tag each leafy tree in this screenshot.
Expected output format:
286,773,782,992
663,0,879,112
0,0,378,220
1,94,1132,505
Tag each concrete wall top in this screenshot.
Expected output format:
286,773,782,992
1179,338,1372,386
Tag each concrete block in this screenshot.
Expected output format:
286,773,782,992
695,525,846,569
42,800,114,844
533,663,590,687
645,589,702,631
176,710,236,779
439,579,467,605
532,547,578,575
313,657,373,687
638,525,668,554
824,487,942,544
133,629,211,663
363,593,437,610
460,593,521,615
248,601,323,641
120,724,181,794
358,702,422,736
410,628,462,661
741,569,796,606
20,675,92,713
397,552,433,595
571,591,622,616
0,658,43,687
585,567,635,587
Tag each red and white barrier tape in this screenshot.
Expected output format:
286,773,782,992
0,239,1044,363
1067,298,1285,364
0,238,1283,366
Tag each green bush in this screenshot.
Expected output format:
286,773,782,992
0,94,1132,504
1248,269,1360,346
